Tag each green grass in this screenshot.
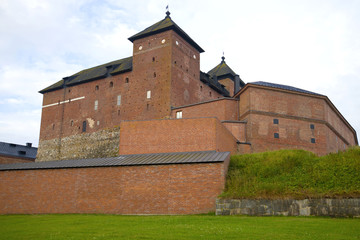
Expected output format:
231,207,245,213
222,147,360,199
0,214,359,239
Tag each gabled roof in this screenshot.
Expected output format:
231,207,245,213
0,142,37,160
208,56,237,80
40,57,132,94
128,11,204,53
250,81,323,96
0,151,229,171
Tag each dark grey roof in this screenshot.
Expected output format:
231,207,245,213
128,12,204,53
0,151,229,171
208,57,237,79
39,57,133,94
0,142,37,159
250,81,323,96
200,71,230,97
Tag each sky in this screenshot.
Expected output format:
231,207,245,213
0,0,359,147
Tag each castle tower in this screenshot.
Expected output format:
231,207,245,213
207,56,245,96
128,10,222,118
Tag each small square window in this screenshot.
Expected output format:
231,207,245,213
273,119,279,124
310,124,315,129
274,133,279,138
311,138,316,143
176,111,183,119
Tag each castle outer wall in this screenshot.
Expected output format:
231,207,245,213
0,153,229,215
237,84,357,155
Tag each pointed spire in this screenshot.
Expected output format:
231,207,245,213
221,52,225,63
166,5,170,18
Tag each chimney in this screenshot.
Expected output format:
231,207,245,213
26,143,32,148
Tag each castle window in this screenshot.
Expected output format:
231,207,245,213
274,133,279,139
82,121,86,132
125,77,129,83
118,110,120,116
52,124,55,130
176,40,179,45
70,120,74,126
152,57,155,62
94,100,98,110
117,95,121,106
311,138,316,143
310,124,315,129
138,45,142,50
174,61,177,65
200,85,202,91
97,121,100,126
161,39,166,44
273,119,279,124
109,81,113,88
154,72,156,78
147,90,151,99
209,91,212,97
147,103,150,110
176,111,183,119
95,85,99,91
193,54,196,59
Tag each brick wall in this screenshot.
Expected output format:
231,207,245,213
171,98,238,121
119,118,238,155
218,78,234,96
0,155,34,164
222,121,247,142
0,160,229,214
238,85,357,155
170,31,223,107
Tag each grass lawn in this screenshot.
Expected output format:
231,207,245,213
0,214,359,240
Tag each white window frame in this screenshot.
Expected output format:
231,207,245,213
94,100,98,110
176,111,183,119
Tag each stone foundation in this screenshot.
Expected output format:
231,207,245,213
216,198,360,217
36,127,120,161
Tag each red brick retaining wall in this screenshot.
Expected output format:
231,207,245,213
0,160,228,215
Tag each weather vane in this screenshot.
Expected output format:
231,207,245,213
166,5,170,17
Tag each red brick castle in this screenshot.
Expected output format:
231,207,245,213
0,11,356,215
37,11,357,161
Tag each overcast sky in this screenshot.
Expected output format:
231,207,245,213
0,0,359,147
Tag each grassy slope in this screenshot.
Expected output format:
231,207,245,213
0,214,359,240
221,147,360,199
